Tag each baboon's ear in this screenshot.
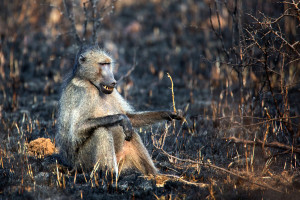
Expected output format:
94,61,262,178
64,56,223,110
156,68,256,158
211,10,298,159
79,54,86,64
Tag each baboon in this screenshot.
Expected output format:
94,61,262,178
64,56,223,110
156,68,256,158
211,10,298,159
56,45,181,176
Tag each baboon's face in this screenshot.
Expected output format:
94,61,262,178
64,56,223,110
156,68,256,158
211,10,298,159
79,49,116,94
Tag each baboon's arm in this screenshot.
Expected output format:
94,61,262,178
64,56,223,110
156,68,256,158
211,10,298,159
75,114,133,144
126,111,182,127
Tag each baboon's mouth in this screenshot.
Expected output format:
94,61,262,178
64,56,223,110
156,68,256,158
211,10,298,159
100,84,114,94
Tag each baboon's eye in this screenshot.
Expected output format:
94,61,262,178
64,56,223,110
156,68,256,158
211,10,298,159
99,62,110,67
79,55,86,62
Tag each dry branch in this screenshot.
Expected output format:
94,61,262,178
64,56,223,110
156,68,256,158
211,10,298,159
90,0,97,44
224,136,300,154
154,145,283,193
63,0,81,45
117,50,137,83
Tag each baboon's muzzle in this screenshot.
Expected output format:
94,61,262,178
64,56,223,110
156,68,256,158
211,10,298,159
100,83,115,94
99,66,116,94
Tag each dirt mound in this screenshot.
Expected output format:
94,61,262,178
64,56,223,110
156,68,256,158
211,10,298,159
27,138,56,158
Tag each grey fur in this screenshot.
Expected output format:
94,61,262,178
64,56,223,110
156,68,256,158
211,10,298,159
56,46,181,176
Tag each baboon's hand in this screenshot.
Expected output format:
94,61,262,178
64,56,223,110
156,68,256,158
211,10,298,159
162,111,184,121
119,114,134,141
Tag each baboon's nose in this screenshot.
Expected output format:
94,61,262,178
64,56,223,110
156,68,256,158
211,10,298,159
110,82,116,87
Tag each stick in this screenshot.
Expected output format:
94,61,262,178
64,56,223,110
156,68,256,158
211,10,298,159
224,136,300,154
63,0,81,45
154,144,283,193
163,174,210,188
167,73,176,114
117,50,137,83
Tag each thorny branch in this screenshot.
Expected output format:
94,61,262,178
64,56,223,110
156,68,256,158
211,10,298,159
246,9,298,136
210,0,299,136
247,13,300,57
62,0,118,45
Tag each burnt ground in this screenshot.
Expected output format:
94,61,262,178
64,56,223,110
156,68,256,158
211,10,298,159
0,0,300,199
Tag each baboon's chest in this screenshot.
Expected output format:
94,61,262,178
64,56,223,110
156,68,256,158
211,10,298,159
92,95,125,117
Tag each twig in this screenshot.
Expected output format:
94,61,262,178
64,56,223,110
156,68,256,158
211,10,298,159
117,50,137,83
154,144,283,193
90,0,97,44
224,136,300,154
209,2,230,60
82,1,89,41
56,160,62,187
167,73,176,114
90,157,101,179
63,0,81,45
263,52,295,136
163,174,210,188
117,66,135,83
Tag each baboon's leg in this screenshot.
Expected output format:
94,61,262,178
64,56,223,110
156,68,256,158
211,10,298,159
116,132,158,175
94,128,118,173
77,127,118,174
